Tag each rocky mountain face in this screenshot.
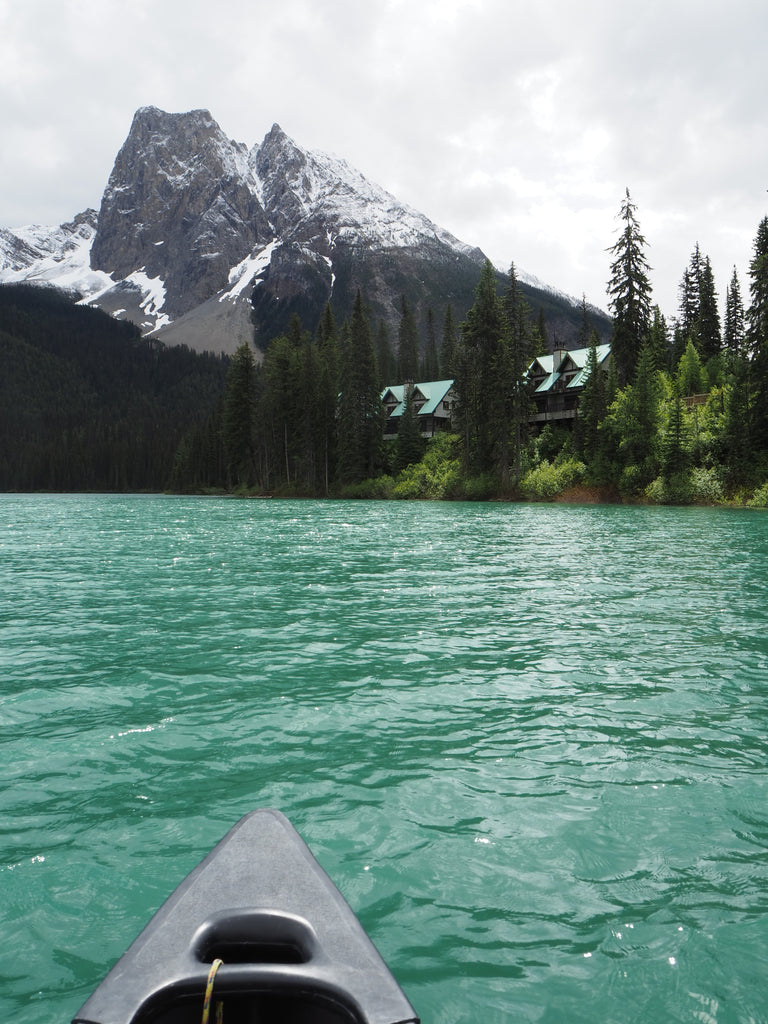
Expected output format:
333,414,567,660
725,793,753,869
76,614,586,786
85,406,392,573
90,107,271,320
1,107,608,356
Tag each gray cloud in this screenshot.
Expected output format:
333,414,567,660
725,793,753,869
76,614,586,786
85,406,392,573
1,0,766,318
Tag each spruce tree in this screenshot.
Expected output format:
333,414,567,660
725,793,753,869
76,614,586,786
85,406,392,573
677,264,699,345
297,329,322,491
574,330,608,471
502,262,536,483
649,305,670,371
316,304,340,494
606,341,662,487
440,305,458,377
286,312,305,348
676,338,706,397
396,295,420,383
375,320,395,385
671,321,688,367
746,216,768,451
337,291,384,484
698,256,721,361
395,384,426,471
677,245,720,362
607,188,652,385
259,333,300,487
455,260,506,477
422,307,439,381
722,354,752,479
222,341,257,488
661,379,691,479
724,267,746,358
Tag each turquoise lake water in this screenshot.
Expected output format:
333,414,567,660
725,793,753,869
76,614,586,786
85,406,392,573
1,494,767,1023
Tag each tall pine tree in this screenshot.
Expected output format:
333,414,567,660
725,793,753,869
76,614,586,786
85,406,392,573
677,244,720,362
455,260,506,477
677,262,699,345
337,292,384,483
661,378,691,479
395,383,426,471
502,262,537,484
649,305,670,371
316,304,340,494
607,188,652,385
440,305,458,378
258,330,300,487
724,267,746,358
422,307,440,381
375,320,396,385
396,295,420,383
574,330,608,472
222,341,257,488
698,255,721,362
746,216,768,452
606,341,662,487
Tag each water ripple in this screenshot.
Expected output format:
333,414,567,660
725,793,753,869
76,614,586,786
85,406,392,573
1,496,767,1024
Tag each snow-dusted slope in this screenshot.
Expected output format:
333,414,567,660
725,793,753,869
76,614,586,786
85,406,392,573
251,123,481,257
0,211,113,297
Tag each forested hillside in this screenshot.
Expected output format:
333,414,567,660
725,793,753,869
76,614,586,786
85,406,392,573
0,285,228,491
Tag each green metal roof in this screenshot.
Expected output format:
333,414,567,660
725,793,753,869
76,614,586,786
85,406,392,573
530,345,611,394
381,379,454,417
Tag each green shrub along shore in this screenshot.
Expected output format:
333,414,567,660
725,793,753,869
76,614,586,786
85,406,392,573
258,430,768,508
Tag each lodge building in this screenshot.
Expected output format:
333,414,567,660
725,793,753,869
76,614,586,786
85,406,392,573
527,344,612,426
381,380,455,438
381,345,612,437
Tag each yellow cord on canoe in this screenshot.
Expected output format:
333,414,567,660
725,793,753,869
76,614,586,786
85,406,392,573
202,958,223,1024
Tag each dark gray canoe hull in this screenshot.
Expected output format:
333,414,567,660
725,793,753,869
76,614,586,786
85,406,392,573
73,809,418,1024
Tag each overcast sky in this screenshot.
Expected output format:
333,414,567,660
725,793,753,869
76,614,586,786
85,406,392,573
1,0,766,318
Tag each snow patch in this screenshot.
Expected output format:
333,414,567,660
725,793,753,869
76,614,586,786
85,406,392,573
320,253,335,291
128,268,166,314
220,240,279,302
0,218,116,298
123,268,171,331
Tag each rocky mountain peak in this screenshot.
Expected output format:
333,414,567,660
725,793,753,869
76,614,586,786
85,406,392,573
250,123,314,239
263,123,290,146
1,106,604,355
60,209,99,234
90,107,270,319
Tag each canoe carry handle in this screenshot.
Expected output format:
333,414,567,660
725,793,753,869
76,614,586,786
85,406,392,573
194,910,318,966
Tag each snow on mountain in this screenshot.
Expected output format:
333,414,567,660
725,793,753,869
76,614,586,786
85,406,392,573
0,211,114,298
512,264,585,308
251,123,481,258
0,107,489,345
221,240,281,302
1,107,597,354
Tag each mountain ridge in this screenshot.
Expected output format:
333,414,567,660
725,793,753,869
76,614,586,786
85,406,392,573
0,106,610,355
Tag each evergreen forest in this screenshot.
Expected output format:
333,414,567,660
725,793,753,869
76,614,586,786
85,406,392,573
0,285,228,491
3,196,768,506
